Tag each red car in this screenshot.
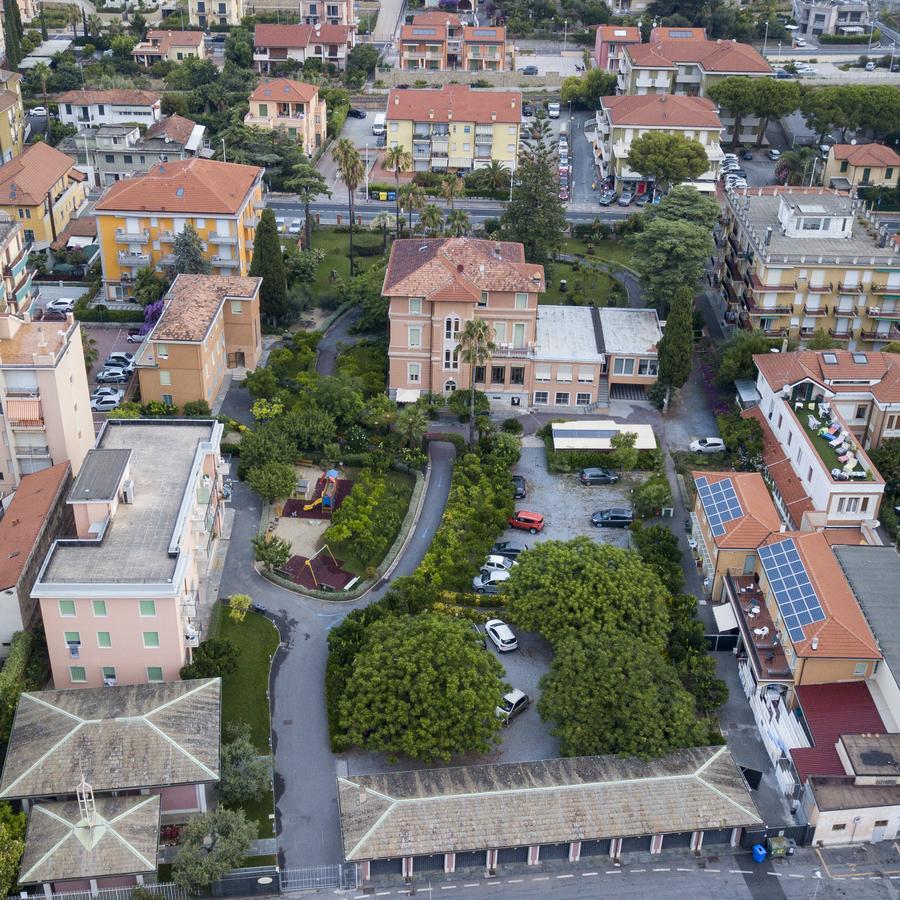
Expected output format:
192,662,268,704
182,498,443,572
507,510,544,534
558,188,569,201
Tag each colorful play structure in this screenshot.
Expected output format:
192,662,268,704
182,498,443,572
304,470,339,512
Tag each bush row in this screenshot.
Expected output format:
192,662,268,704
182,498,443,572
820,30,880,43
0,632,34,743
542,435,664,474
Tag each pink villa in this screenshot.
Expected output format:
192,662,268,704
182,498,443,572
0,679,220,895
32,419,224,689
593,24,641,72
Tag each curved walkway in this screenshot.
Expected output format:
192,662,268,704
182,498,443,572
557,253,644,308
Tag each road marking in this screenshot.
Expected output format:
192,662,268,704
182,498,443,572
581,872,598,877
463,884,479,888
532,877,549,881
506,880,523,884
632,868,646,872
788,874,806,879
556,874,574,879
730,869,753,874
440,887,457,891
767,872,783,877
375,893,392,896
677,867,692,872
653,868,671,872
705,869,720,873
605,870,622,875
486,881,503,886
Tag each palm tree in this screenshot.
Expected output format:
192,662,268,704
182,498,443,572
285,155,331,250
482,159,510,192
332,138,364,275
441,174,461,211
420,204,443,237
394,404,428,449
446,209,470,237
775,148,818,186
370,211,397,253
86,13,103,38
399,182,425,233
457,319,496,446
32,62,50,110
383,144,412,239
65,3,80,36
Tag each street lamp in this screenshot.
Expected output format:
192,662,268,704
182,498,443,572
221,138,226,163
762,20,769,57
563,18,568,52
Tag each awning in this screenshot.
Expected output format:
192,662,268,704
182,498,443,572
5,399,43,427
395,388,421,403
682,180,718,193
713,603,739,633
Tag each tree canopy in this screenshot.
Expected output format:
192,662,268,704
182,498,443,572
173,223,210,275
172,808,255,891
626,132,709,193
645,185,721,230
656,285,694,394
560,68,617,110
716,330,781,387
249,208,289,324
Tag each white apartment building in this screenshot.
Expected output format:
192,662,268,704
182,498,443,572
56,91,162,129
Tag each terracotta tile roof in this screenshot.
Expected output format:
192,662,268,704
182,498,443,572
761,531,881,660
146,29,204,48
151,274,261,343
832,143,900,167
0,143,79,206
596,25,641,43
56,89,160,107
410,10,462,26
791,682,885,783
742,406,815,525
384,238,544,299
625,43,676,68
387,84,521,124
144,114,198,146
821,527,867,545
650,26,708,40
94,158,261,215
253,23,352,48
626,37,771,74
601,93,721,129
249,78,318,104
50,214,96,251
463,25,506,42
692,470,781,548
0,463,70,589
0,90,19,113
400,22,448,40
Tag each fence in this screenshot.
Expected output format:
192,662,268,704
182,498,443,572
279,864,358,892
211,865,280,897
9,885,186,900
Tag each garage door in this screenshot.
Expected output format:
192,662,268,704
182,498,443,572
497,847,528,865
370,859,402,878
620,835,653,853
703,828,734,846
580,839,611,857
414,854,445,873
540,842,570,861
455,851,486,870
662,831,693,849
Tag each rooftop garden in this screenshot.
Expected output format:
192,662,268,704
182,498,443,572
792,402,870,480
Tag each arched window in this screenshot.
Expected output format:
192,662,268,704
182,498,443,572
444,379,457,394
445,317,460,340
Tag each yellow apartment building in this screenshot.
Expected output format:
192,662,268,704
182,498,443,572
0,218,36,315
188,0,243,26
386,84,521,174
0,69,26,163
132,30,207,66
93,158,265,300
825,143,900,191
720,188,900,349
136,274,262,408
0,143,88,250
244,78,327,157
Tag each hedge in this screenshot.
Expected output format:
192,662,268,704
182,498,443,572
328,102,350,139
0,632,33,742
425,431,468,454
819,30,880,43
75,305,144,323
542,433,663,474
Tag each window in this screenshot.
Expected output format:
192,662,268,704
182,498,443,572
855,404,867,420
143,631,160,649
231,301,243,315
576,392,591,405
409,297,423,314
444,317,460,339
69,666,86,683
444,379,457,393
444,348,459,369
534,391,549,404
478,291,488,308
408,326,421,348
578,367,594,383
473,365,486,383
64,631,80,647
92,600,107,617
97,631,111,648
638,359,658,376
493,322,506,342
159,370,172,386
854,662,868,676
887,168,894,180
557,365,572,383
807,466,813,482
147,666,163,682
888,414,899,431
787,431,792,447
123,155,133,164
491,365,505,384
535,364,551,382
555,392,570,405
839,161,848,173
104,153,115,163
139,600,156,617
613,358,635,376
59,600,76,617
514,292,528,309
162,394,173,406
778,414,783,429
407,363,420,383
156,343,168,358
832,824,847,831
510,366,525,385
101,666,116,681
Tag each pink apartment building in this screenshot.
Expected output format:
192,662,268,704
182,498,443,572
593,25,641,72
32,418,224,689
386,237,662,410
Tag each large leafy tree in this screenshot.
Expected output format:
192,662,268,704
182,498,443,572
173,223,210,275
457,319,496,445
0,803,25,897
626,132,709,195
285,155,331,250
750,78,801,147
645,185,721,230
707,76,757,147
332,138,364,275
384,144,412,238
399,182,426,232
420,203,443,236
172,808,255,892
337,613,506,762
560,68,617,110
715,330,779,387
219,723,271,807
656,285,694,400
246,461,296,502
249,208,289,324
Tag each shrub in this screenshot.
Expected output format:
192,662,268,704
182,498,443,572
180,638,240,679
141,400,178,417
501,417,524,434
220,441,241,456
820,30,879,43
448,388,489,422
0,632,34,742
353,233,384,257
182,400,212,417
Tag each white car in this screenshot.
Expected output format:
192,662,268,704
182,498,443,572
90,386,123,401
495,688,530,725
289,220,302,234
29,106,47,117
105,352,135,368
90,394,122,412
767,148,781,161
472,570,510,594
547,102,560,119
690,437,726,454
46,298,76,313
484,618,518,652
481,554,519,575
794,37,807,47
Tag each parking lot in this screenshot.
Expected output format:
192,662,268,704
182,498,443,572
82,324,142,425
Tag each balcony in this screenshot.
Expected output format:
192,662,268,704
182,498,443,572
746,300,792,315
492,344,535,359
789,396,871,480
750,273,797,292
118,251,150,267
871,283,900,295
761,327,789,337
244,216,259,228
838,281,863,292
806,282,834,293
211,232,236,245
724,573,792,683
158,231,175,243
860,326,900,342
212,256,239,268
15,445,50,456
799,327,817,338
803,304,828,317
866,306,900,320
828,327,853,340
115,228,149,244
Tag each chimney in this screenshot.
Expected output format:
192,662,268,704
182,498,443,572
765,226,773,247
811,637,819,651
429,109,434,119
394,95,399,105
457,263,464,272
491,112,496,121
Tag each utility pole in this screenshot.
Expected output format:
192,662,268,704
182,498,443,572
563,18,568,52
221,138,226,163
762,20,769,57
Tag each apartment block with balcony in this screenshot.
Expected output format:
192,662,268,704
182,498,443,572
252,22,356,72
594,25,641,72
398,12,461,70
94,158,264,300
56,90,162,129
593,93,724,195
132,30,206,66
791,0,868,37
245,0,354,24
720,189,900,349
0,69,27,164
0,218,37,316
825,143,900,192
32,419,224,689
244,78,326,156
136,275,262,408
386,237,662,409
188,0,243,27
461,25,511,71
387,84,521,174
0,143,88,251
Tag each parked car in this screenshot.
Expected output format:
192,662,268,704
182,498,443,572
521,65,539,75
491,540,528,558
864,61,876,71
522,103,535,116
126,330,144,343
690,437,726,453
90,394,122,412
547,101,560,118
512,474,526,499
45,297,76,313
635,193,650,206
775,69,794,79
481,554,518,575
105,352,135,368
347,108,367,118
558,188,570,201
484,618,518,652
767,148,782,160
794,37,807,47
29,106,47,117
289,221,303,234
507,510,544,533
95,368,130,384
591,507,634,528
617,191,633,206
722,152,739,162
599,191,618,206
91,386,123,401
472,570,510,594
496,688,530,725
741,149,753,160
580,467,619,485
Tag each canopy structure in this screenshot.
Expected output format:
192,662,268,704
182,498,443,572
551,420,657,451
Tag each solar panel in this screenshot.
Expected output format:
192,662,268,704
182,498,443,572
758,538,825,643
695,475,743,537
552,428,617,440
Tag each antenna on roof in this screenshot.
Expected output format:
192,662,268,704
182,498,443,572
77,774,96,835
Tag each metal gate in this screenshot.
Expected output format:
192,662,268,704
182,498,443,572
703,828,735,846
580,839,611,857
455,851,486,869
662,831,693,849
279,863,358,892
540,842,571,861
620,835,653,853
414,854,446,873
213,866,279,896
370,859,402,879
497,847,528,865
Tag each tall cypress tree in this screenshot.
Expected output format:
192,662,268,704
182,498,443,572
173,224,211,275
39,3,48,41
249,208,288,325
3,0,24,69
656,286,694,403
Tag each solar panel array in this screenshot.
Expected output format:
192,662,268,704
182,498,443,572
757,538,825,643
695,476,743,537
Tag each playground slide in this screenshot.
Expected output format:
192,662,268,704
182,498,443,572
304,497,323,511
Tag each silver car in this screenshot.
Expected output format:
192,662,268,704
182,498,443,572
484,618,518,652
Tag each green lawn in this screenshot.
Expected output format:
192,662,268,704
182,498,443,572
560,238,637,270
305,228,383,306
797,410,851,474
542,263,624,306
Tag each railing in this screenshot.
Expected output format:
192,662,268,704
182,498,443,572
861,326,900,341
761,327,789,337
803,304,828,316
492,345,534,358
798,327,817,337
158,230,175,243
115,228,149,243
8,885,187,900
244,216,259,227
118,251,149,266
871,283,900,295
4,388,39,397
212,257,239,267
807,282,834,293
866,306,900,320
15,445,50,456
211,232,236,244
829,327,853,339
750,274,797,292
838,281,863,292
747,303,792,315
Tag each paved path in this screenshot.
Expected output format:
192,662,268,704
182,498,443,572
556,253,642,307
315,306,364,375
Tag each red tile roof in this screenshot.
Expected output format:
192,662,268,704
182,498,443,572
384,237,544,299
692,470,782,548
400,22,449,41
409,10,462,26
56,89,161,107
462,25,506,42
601,93,721,129
387,84,520,124
650,26,708,40
791,683,885,783
137,29,204,53
253,23,353,48
595,25,641,43
144,114,198,146
249,78,319,104
0,463,70,589
50,214,96,251
832,143,900,168
626,38,771,74
0,143,81,206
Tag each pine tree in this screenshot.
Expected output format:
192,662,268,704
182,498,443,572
172,223,211,275
249,208,289,325
656,286,694,403
3,0,24,69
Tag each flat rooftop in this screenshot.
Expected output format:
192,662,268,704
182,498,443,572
40,420,217,585
69,448,131,503
809,776,900,812
840,733,900,777
598,307,662,356
0,318,76,367
535,305,602,363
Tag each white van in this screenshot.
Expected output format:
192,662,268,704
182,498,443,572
372,113,386,136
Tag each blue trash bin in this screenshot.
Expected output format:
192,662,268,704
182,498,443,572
752,844,767,863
